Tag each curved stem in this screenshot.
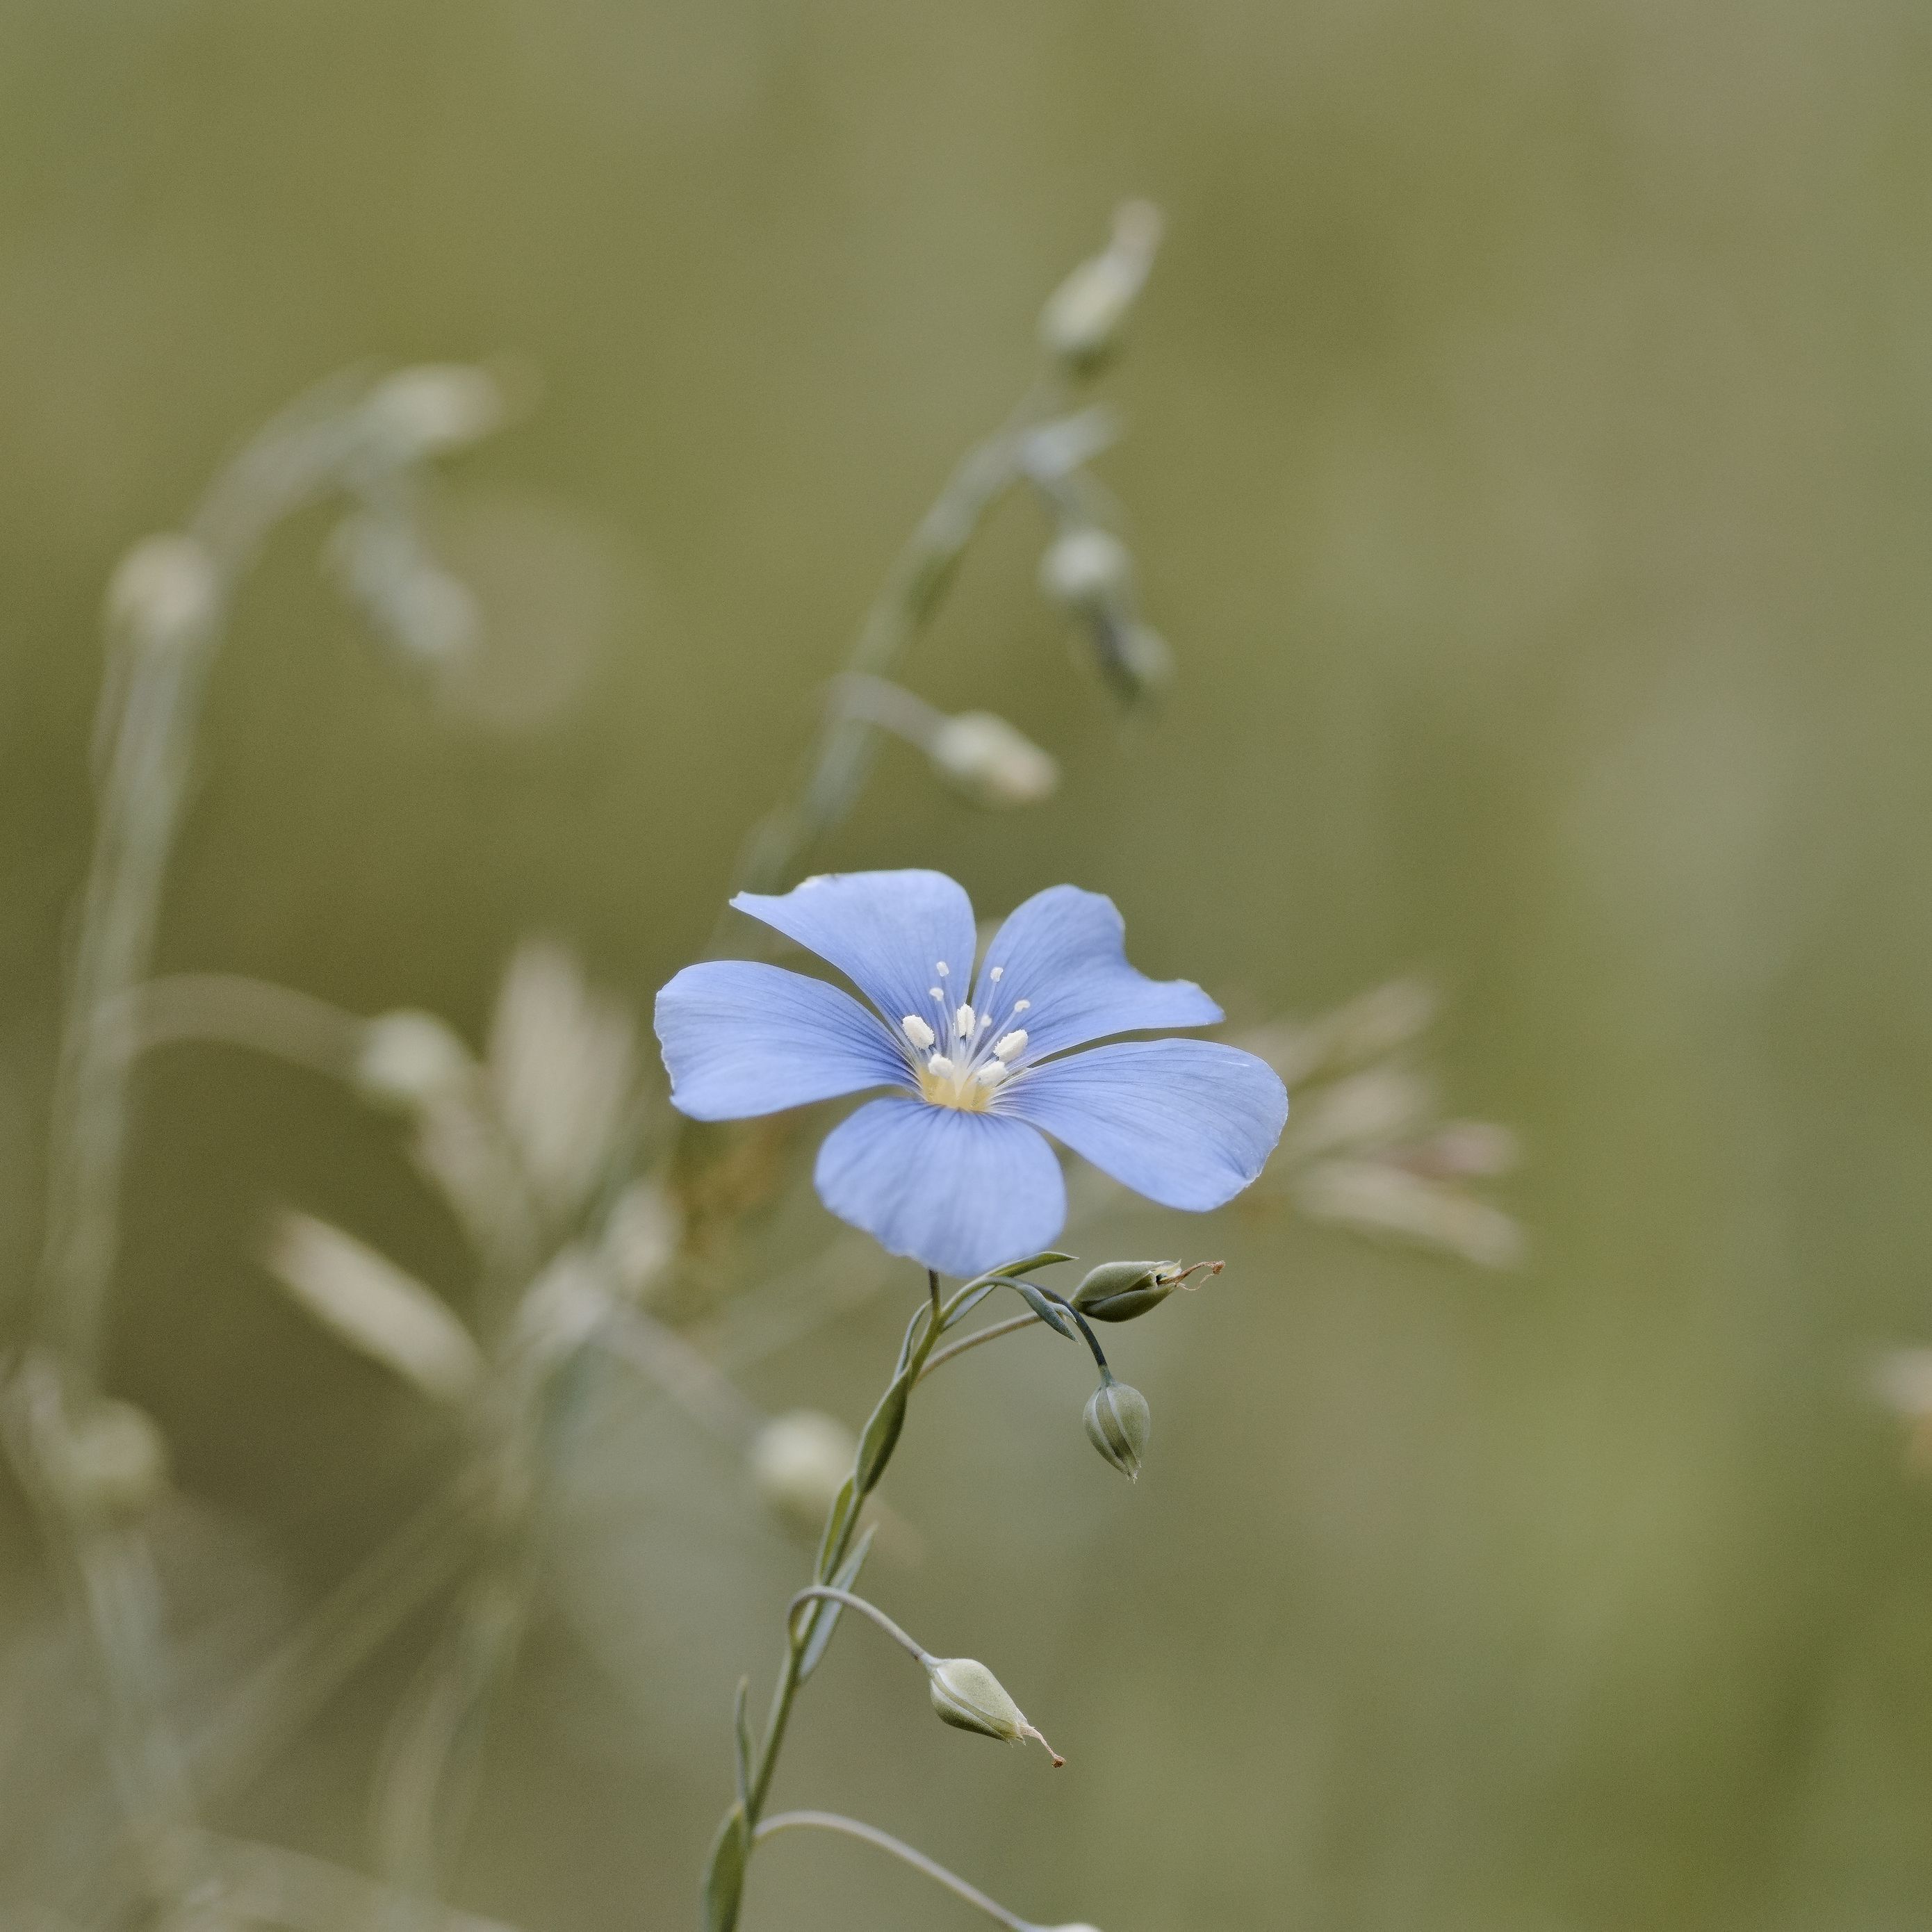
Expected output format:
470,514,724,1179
752,1812,1033,1932
918,1312,1044,1384
1041,1286,1109,1375
787,1587,928,1665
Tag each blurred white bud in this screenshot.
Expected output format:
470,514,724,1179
365,364,502,456
600,1181,680,1302
1038,527,1133,615
329,514,480,666
354,1010,475,1111
749,1409,856,1534
1039,200,1163,373
928,712,1060,810
56,1399,169,1521
106,534,218,653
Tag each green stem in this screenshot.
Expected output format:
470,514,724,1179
751,1812,1035,1932
742,1268,947,1826
786,1587,929,1665
917,1311,1044,1383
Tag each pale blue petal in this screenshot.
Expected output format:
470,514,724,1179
972,886,1222,1061
1001,1040,1287,1211
655,961,910,1122
813,1097,1067,1280
732,871,979,1033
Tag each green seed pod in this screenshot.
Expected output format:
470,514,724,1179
1072,1259,1220,1323
925,1656,1063,1764
1083,1375,1151,1481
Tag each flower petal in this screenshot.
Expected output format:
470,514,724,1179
1001,1040,1287,1210
655,961,910,1121
732,871,979,1031
973,886,1222,1060
814,1097,1067,1279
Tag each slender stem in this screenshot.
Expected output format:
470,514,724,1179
751,1813,1033,1932
918,1312,1044,1383
786,1587,928,1664
1041,1287,1109,1375
721,374,1062,914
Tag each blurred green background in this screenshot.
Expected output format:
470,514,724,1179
7,2,1932,1928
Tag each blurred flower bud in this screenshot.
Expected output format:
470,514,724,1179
1083,1374,1150,1480
354,1010,475,1111
1072,1258,1220,1323
928,712,1060,810
106,534,218,655
365,364,502,457
1038,200,1163,373
1038,527,1133,616
330,514,480,666
56,1399,169,1521
1093,619,1173,704
924,1655,1063,1764
750,1409,857,1534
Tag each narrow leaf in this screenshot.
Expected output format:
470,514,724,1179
732,1676,753,1812
940,1281,1000,1332
702,1806,748,1932
1015,1282,1076,1341
984,1250,1075,1282
264,1213,483,1402
797,1523,878,1685
853,1373,912,1496
813,1474,858,1582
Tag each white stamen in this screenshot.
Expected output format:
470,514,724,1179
1013,999,1031,1013
953,1003,974,1039
928,987,943,1000
994,1029,1028,1062
926,1054,956,1076
901,1015,935,1050
974,1062,1009,1088
935,961,950,977
990,966,1004,982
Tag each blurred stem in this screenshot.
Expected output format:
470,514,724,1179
751,1813,1031,1932
721,373,1064,913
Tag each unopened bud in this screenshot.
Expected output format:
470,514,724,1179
106,534,218,654
928,712,1060,810
1072,1258,1220,1324
365,364,502,456
750,1410,856,1534
354,1010,475,1111
1083,1374,1150,1480
1038,528,1133,616
924,1655,1063,1764
57,1400,169,1521
1039,200,1163,373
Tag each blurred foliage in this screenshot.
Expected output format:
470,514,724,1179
5,3,1932,1930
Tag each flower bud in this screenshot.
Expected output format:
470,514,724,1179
927,712,1060,810
56,1399,169,1521
354,1010,475,1111
106,534,218,655
1038,200,1163,373
1071,1258,1220,1323
1038,528,1133,616
750,1409,857,1535
924,1655,1063,1764
365,364,503,456
1083,1375,1150,1480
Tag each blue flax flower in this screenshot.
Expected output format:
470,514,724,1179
655,871,1287,1279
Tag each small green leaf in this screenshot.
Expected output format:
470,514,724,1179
1015,1282,1076,1340
702,1805,748,1932
940,1280,1000,1331
983,1250,1076,1282
731,1676,753,1811
812,1474,858,1582
798,1523,878,1683
853,1372,912,1495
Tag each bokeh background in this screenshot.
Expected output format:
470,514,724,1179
7,3,1932,1929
